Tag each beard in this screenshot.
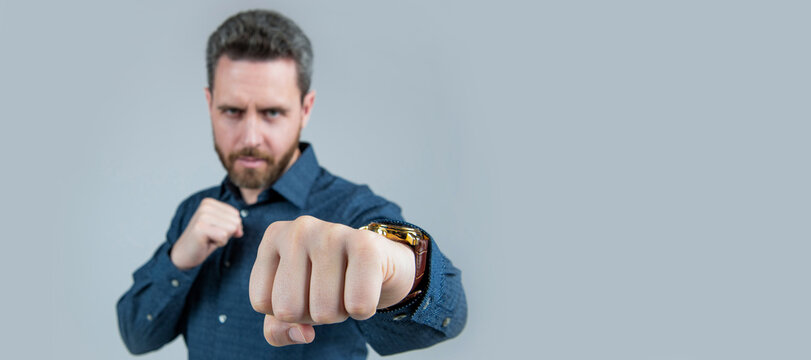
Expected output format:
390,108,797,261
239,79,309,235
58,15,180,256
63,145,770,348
215,139,299,190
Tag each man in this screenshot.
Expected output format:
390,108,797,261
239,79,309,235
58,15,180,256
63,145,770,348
117,9,466,359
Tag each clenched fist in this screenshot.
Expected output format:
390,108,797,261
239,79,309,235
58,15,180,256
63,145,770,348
249,215,416,346
170,198,244,270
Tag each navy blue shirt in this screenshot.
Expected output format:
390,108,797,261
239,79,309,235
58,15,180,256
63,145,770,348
117,143,466,359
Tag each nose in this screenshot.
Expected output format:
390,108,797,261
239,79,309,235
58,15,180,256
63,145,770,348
240,112,262,148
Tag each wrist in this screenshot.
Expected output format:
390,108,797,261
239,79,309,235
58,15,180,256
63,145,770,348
169,242,196,271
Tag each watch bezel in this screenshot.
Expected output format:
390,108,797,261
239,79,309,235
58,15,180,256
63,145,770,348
359,222,426,247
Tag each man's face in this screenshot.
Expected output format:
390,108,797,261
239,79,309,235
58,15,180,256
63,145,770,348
206,56,315,190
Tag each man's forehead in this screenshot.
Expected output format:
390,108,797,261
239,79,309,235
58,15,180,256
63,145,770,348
211,56,301,104
212,88,290,108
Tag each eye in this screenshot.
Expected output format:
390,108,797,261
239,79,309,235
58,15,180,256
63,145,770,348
222,108,243,118
264,109,282,118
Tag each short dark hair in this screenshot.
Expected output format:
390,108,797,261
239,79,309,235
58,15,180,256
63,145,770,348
206,10,313,99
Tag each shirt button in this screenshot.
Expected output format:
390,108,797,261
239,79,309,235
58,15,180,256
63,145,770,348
219,314,227,324
224,260,231,268
442,317,451,327
146,314,153,321
171,279,179,287
240,209,249,218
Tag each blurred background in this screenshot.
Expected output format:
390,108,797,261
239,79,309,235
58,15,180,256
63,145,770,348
1,0,809,359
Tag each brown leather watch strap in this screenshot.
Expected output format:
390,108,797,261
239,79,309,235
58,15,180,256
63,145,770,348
410,232,428,293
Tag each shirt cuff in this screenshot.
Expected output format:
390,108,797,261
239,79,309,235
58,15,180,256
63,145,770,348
135,241,201,316
367,219,463,336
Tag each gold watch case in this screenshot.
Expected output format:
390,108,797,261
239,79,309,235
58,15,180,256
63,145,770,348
359,222,425,247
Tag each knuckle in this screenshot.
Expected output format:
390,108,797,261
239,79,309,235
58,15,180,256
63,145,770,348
262,223,279,245
295,215,315,224
252,299,273,315
263,221,286,244
250,293,273,314
263,328,275,346
272,304,301,324
345,300,375,320
200,198,214,209
309,309,330,324
265,221,277,235
294,215,321,232
263,322,282,346
309,303,344,324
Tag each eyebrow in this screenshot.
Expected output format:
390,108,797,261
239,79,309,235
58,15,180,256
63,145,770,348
217,105,244,111
215,105,289,113
257,106,289,113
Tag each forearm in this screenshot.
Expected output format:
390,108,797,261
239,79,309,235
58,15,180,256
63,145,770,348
117,241,200,354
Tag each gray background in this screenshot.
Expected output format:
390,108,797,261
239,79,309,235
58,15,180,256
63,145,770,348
1,0,809,359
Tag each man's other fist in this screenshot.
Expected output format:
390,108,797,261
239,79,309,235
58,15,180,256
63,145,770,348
170,198,243,270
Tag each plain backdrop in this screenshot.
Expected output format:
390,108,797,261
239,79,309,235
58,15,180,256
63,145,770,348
1,0,809,359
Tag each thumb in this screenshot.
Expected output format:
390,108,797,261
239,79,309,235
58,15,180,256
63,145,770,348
263,314,315,347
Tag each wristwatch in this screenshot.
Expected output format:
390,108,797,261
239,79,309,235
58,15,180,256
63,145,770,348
360,221,429,308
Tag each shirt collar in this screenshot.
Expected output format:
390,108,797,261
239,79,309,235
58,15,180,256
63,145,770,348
219,142,320,208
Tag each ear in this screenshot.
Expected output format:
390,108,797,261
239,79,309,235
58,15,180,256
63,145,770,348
204,87,213,109
300,90,316,129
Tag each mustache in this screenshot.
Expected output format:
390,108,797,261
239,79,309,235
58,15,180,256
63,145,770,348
228,148,272,163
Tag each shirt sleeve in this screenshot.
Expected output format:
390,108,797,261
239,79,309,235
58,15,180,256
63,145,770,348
116,198,202,355
345,188,468,355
